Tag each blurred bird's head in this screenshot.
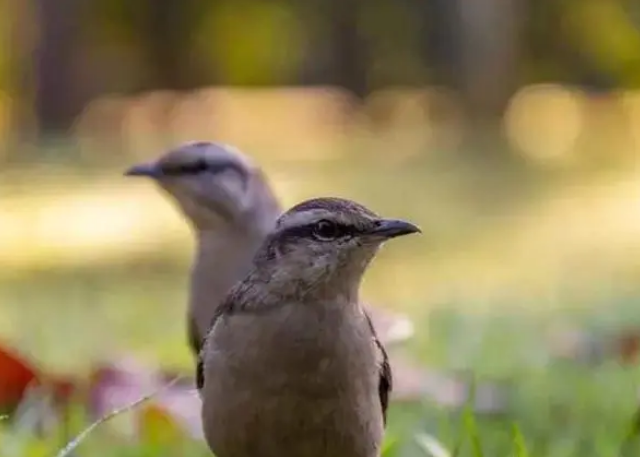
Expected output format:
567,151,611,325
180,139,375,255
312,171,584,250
124,142,280,232
258,197,421,295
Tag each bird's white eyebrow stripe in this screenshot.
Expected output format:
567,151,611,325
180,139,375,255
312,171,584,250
276,209,335,230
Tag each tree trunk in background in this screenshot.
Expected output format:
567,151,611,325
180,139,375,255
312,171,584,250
454,0,524,123
428,0,526,158
5,0,36,144
140,0,202,90
423,0,456,85
300,0,367,102
329,0,368,100
32,0,86,136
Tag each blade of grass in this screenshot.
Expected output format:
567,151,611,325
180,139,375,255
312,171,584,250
462,376,485,457
511,423,530,457
54,375,186,457
450,374,478,457
619,404,640,457
381,434,399,455
415,432,452,457
463,408,484,457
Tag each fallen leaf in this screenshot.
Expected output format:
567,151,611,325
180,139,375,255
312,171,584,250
0,344,37,411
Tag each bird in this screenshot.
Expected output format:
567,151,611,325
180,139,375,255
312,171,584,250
124,142,415,361
198,197,421,457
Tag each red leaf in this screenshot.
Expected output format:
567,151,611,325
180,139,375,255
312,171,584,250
0,343,80,413
0,344,38,410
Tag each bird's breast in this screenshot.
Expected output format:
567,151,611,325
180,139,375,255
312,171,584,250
209,303,376,390
201,303,383,457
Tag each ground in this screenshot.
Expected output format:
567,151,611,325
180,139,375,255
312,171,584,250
2,145,640,456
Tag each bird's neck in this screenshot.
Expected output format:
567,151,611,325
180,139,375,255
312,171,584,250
240,264,363,312
310,276,362,305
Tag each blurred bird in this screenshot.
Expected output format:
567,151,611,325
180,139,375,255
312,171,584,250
198,197,421,457
124,142,414,360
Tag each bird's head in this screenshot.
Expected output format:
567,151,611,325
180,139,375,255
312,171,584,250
124,142,280,232
256,197,421,297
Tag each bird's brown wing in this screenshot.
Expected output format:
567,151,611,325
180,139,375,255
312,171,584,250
187,315,209,391
195,292,240,391
187,316,202,357
363,309,393,425
196,353,205,391
191,318,206,391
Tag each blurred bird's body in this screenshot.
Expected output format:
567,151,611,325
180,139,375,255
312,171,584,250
198,197,420,457
124,142,414,359
125,142,279,354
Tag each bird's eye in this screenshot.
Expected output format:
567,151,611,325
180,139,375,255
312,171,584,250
312,220,341,241
166,159,210,175
186,160,210,174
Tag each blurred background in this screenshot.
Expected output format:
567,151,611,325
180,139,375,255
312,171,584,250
3,0,640,455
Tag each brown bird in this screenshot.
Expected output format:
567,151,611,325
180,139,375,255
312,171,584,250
198,197,421,457
124,142,414,360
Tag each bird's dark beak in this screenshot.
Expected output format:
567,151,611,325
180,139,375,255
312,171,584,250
124,162,163,178
368,218,421,239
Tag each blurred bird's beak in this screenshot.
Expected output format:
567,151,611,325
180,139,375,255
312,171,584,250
368,218,421,239
124,162,162,178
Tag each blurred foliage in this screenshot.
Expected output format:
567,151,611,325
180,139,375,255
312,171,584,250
1,0,640,137
203,2,304,85
0,1,9,91
562,0,640,87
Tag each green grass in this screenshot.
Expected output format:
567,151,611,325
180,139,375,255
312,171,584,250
3,149,640,456
3,265,640,456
